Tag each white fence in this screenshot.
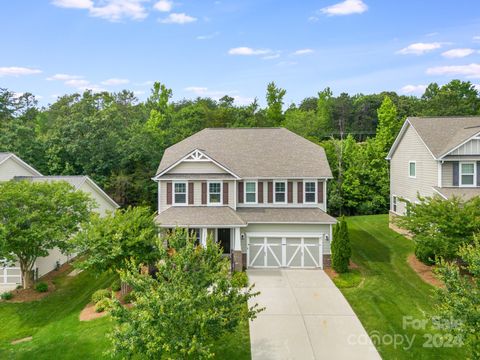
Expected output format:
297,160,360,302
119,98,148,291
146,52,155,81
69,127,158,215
1,266,22,285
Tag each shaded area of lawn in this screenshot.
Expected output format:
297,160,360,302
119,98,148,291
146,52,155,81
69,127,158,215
0,268,251,359
339,215,465,359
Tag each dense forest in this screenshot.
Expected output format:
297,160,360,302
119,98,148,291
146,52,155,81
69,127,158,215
1,79,479,216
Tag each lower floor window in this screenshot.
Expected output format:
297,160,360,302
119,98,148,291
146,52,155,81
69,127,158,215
392,195,397,213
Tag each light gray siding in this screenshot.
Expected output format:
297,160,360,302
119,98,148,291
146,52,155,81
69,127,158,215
390,124,438,215
168,161,227,174
441,162,454,187
0,158,39,181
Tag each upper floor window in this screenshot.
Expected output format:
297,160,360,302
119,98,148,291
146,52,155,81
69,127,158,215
304,181,317,203
208,182,222,204
392,195,397,213
274,181,286,203
409,161,416,178
460,162,475,186
174,182,187,204
245,181,257,204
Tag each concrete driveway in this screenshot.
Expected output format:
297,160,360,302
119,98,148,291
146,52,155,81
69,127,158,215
247,269,381,360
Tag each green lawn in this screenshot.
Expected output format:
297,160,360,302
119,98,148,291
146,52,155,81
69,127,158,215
0,268,251,359
337,215,466,359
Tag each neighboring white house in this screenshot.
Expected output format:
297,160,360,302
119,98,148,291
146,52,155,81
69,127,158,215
387,117,480,218
153,128,336,271
0,153,119,293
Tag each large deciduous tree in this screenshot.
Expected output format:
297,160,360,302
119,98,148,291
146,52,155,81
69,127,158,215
0,180,94,288
109,229,262,359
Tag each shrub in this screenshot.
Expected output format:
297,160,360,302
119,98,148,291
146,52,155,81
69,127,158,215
95,298,111,313
331,216,351,273
91,289,111,304
231,271,248,288
35,282,48,293
111,279,121,292
1,292,13,300
123,291,136,304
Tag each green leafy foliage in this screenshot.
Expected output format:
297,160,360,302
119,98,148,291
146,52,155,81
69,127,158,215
0,180,94,288
108,229,262,359
231,271,249,288
73,206,159,275
91,289,111,304
435,239,480,358
331,217,351,273
94,298,112,313
110,279,121,292
35,282,48,293
122,291,136,304
1,292,13,300
397,196,480,264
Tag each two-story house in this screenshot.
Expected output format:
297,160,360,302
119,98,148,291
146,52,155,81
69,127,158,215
387,117,480,218
153,128,336,271
0,152,119,293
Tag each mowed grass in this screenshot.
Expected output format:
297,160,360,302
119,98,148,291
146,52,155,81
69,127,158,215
339,215,466,359
0,268,251,359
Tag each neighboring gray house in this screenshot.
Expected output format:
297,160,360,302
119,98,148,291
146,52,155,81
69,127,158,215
153,128,336,271
387,117,480,216
0,153,119,293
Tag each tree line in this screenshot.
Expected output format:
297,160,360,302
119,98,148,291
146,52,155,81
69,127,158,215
1,79,479,215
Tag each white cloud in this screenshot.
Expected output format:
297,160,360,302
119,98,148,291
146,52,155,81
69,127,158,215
320,0,368,16
101,78,130,85
426,63,480,78
399,84,427,95
473,36,480,43
397,42,442,55
153,0,172,12
46,73,82,81
292,48,314,56
262,54,281,60
52,0,148,22
228,47,272,56
160,12,197,24
185,86,209,95
64,79,90,87
52,0,93,9
308,16,319,22
0,66,42,77
133,90,145,96
441,48,475,58
197,32,219,40
184,86,252,105
232,95,254,106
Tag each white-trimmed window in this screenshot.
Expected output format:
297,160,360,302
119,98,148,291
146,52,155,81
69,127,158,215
274,181,286,203
208,181,222,204
304,181,317,203
173,182,187,204
245,181,257,204
409,161,416,178
460,162,476,186
392,195,398,213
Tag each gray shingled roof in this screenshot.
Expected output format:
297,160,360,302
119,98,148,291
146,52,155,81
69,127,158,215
433,187,480,201
236,207,337,224
408,117,480,158
156,128,332,178
15,175,87,189
155,206,246,227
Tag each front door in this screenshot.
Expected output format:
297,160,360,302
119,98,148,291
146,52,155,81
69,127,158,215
217,228,231,254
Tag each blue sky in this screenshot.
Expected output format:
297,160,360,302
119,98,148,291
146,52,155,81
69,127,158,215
1,0,480,106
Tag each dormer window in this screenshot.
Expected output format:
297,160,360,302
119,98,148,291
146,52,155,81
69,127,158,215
460,162,475,186
174,182,187,204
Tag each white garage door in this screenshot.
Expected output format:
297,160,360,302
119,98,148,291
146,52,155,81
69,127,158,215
247,234,324,269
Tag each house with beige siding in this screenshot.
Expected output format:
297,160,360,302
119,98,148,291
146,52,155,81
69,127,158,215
0,153,119,293
387,117,480,217
153,128,336,271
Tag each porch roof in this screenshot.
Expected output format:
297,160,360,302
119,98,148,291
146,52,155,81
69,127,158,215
236,207,337,224
433,187,480,201
155,206,247,228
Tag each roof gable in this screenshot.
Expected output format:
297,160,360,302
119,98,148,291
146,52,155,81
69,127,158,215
0,152,42,177
155,128,333,179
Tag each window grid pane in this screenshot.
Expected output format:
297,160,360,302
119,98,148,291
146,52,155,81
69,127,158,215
246,193,256,202
461,163,474,174
209,182,221,203
174,182,187,204
409,163,416,176
275,182,285,203
461,175,474,185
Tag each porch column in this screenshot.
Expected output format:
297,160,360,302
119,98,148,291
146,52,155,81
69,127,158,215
232,227,243,272
201,228,207,247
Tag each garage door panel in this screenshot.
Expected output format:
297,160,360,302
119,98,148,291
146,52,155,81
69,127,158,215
266,238,282,267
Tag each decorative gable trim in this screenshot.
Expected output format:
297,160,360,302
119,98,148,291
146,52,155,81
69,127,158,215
153,148,241,181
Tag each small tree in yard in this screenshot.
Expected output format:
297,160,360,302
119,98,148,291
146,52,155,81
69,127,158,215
434,238,480,358
0,180,93,288
73,206,159,292
331,217,351,273
397,195,480,265
109,229,262,360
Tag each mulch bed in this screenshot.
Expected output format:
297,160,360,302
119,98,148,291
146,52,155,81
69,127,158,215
325,261,359,279
79,291,132,322
407,254,444,288
2,262,74,303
